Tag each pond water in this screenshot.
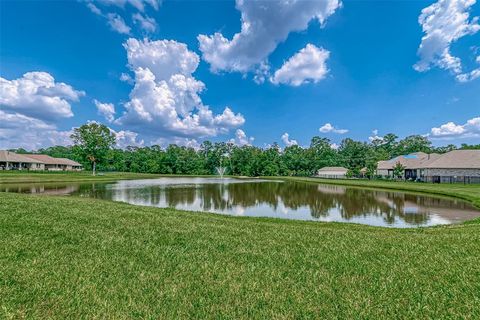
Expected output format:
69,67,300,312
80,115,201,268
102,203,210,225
1,177,479,228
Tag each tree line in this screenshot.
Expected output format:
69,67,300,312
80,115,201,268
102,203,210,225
10,123,480,177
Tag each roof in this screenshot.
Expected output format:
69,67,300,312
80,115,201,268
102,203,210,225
24,154,60,165
422,150,480,169
25,154,82,166
55,158,82,166
377,152,441,170
0,150,44,163
317,166,348,173
0,151,82,167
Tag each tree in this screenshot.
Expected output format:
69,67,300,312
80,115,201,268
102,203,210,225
71,122,116,175
396,135,432,155
392,162,406,179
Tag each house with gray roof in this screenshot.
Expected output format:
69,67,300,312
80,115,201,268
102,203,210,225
377,152,441,180
377,150,480,184
420,150,480,184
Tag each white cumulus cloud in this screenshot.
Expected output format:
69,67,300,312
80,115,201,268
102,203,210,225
414,0,480,81
115,38,245,140
197,0,341,74
368,129,384,142
271,44,330,86
281,132,298,147
94,99,116,123
229,129,254,146
429,116,480,138
0,71,84,121
0,110,73,150
319,123,348,134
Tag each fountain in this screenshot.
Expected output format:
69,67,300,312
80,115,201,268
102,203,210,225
216,166,227,178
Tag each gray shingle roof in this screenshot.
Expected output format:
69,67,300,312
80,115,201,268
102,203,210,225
422,150,480,169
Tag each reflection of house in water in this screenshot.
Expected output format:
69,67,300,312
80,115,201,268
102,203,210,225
317,185,346,195
0,183,80,195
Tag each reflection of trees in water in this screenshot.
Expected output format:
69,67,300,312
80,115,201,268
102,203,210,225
60,181,479,225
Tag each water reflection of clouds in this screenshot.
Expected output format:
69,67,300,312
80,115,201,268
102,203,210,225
3,178,479,228
102,179,480,228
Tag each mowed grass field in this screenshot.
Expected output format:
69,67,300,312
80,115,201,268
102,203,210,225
1,173,480,318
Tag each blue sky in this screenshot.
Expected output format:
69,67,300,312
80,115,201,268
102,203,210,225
1,0,479,150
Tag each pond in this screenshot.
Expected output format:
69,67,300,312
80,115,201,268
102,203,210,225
1,177,479,228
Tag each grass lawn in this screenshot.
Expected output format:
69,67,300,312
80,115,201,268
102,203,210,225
1,173,480,318
0,171,165,184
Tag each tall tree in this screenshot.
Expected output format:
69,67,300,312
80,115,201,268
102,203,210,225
71,122,116,175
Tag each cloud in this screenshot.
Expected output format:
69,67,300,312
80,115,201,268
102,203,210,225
197,0,341,74
429,116,480,138
132,13,157,33
107,13,131,34
85,0,160,34
368,129,384,142
229,129,254,146
414,0,480,81
319,123,348,134
87,3,102,15
0,110,73,150
95,0,160,12
151,136,200,149
94,99,116,122
281,132,298,147
0,71,84,121
270,44,330,86
115,38,245,140
111,128,144,148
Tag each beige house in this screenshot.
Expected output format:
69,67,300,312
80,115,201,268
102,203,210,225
420,150,480,184
25,154,83,171
0,150,82,171
377,152,441,180
0,150,45,171
377,150,480,184
317,167,349,179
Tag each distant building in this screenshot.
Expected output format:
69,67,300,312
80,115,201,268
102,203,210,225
0,150,82,171
25,154,83,171
377,150,480,183
421,150,480,184
317,167,348,179
0,150,45,171
377,152,441,180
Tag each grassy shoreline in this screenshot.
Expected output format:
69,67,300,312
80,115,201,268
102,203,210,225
1,172,480,317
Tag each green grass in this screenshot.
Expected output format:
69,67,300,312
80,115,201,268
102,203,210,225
1,174,480,318
0,171,167,184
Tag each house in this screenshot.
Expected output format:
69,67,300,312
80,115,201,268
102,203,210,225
25,154,83,171
377,150,480,184
0,150,83,171
0,150,45,171
377,152,441,180
420,150,480,184
317,167,349,179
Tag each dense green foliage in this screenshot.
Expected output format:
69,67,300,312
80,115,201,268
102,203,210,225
70,123,116,175
10,131,480,177
1,177,479,318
